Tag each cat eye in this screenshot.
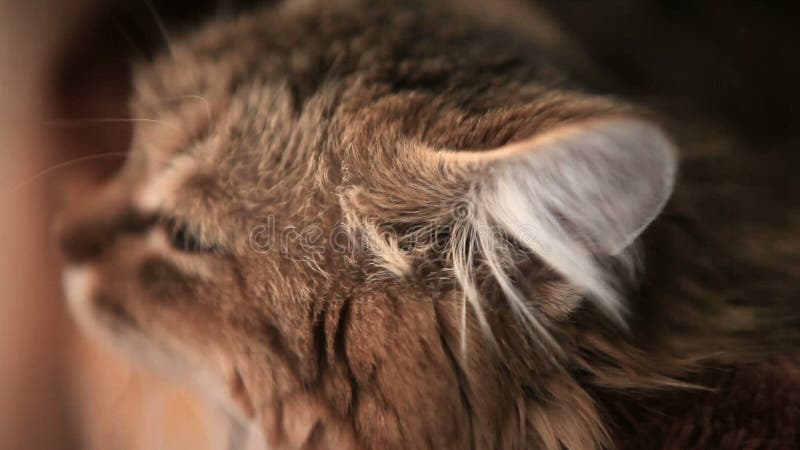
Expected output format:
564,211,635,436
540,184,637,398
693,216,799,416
164,219,215,253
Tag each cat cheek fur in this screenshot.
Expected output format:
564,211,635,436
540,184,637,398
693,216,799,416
58,194,249,417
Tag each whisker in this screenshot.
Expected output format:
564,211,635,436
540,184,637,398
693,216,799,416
143,0,175,59
43,117,178,129
10,152,130,193
111,14,147,59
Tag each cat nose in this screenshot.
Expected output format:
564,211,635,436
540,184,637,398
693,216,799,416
57,208,156,264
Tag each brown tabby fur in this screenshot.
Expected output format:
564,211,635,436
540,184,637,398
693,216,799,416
57,0,800,449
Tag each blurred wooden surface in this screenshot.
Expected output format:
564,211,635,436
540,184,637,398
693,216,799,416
1,2,87,448
0,1,251,449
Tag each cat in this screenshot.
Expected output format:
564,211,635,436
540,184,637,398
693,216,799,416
57,0,800,449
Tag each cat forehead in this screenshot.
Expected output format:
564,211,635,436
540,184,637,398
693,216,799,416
124,0,618,216
130,92,334,230
128,51,304,182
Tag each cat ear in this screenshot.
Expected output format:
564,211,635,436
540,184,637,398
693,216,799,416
435,117,677,318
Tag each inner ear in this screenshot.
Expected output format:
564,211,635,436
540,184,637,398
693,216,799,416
437,117,678,320
454,118,678,253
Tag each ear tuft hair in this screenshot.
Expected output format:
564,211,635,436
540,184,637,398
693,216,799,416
347,117,677,351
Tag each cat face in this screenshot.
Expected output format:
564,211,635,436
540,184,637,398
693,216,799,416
58,3,677,448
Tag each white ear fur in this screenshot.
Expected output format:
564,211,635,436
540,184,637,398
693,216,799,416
441,118,677,323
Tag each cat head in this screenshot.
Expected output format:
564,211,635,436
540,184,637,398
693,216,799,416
58,3,676,449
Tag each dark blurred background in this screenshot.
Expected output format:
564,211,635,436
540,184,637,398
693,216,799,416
543,0,800,142
1,1,798,449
